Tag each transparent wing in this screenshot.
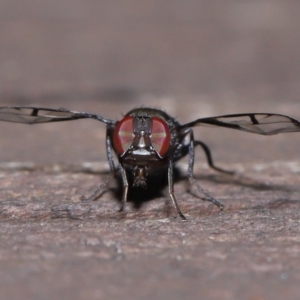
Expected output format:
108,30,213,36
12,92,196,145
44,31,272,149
0,107,116,125
182,113,300,135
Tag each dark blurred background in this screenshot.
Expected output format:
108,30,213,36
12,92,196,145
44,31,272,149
0,1,299,164
1,1,300,103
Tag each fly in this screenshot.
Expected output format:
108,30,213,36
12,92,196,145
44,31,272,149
0,106,300,220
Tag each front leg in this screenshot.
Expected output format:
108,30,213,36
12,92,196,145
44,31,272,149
118,163,129,212
106,126,117,172
168,159,187,221
82,128,116,202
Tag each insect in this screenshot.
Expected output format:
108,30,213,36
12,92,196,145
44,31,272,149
0,106,300,220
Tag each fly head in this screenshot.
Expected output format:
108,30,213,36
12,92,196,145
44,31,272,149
112,108,173,161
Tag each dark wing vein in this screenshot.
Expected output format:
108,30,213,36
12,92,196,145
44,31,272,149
0,107,116,125
181,113,300,135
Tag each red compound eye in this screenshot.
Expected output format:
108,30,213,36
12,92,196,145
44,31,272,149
151,117,171,157
113,116,134,155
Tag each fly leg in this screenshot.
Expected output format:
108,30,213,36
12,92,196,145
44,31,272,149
194,140,234,174
188,131,223,210
81,172,114,201
82,129,116,202
118,163,129,212
168,159,187,221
